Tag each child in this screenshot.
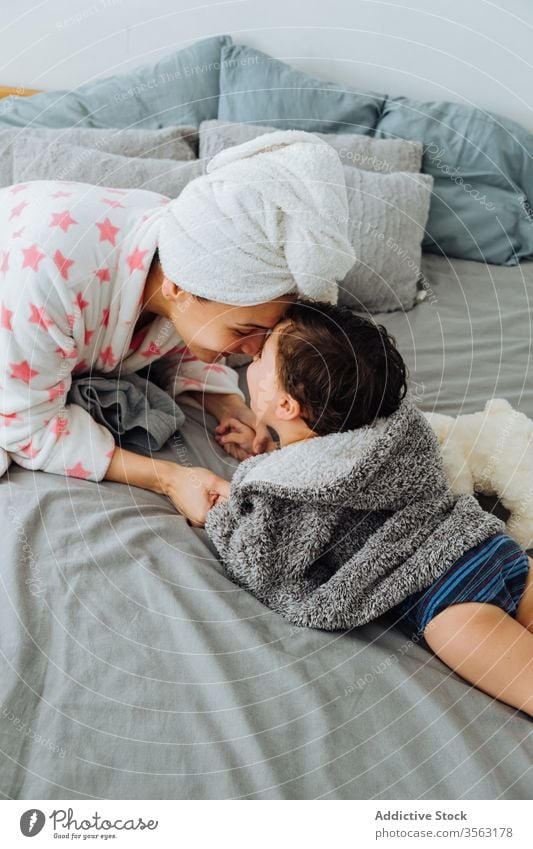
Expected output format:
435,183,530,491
205,299,533,718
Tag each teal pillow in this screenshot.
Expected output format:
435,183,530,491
423,179,533,266
375,97,533,265
0,36,231,129
218,43,385,134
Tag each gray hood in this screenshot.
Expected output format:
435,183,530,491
205,392,505,630
230,392,447,509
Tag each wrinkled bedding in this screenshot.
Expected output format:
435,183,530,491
0,253,531,800
380,253,533,417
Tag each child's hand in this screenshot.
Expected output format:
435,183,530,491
214,400,277,460
215,416,278,461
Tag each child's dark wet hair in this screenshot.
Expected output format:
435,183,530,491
275,299,408,435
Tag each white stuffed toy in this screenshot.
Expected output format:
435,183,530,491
423,398,533,550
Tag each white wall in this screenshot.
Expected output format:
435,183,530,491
2,0,532,130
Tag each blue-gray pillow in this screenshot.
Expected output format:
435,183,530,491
375,97,533,265
0,35,231,129
218,43,385,134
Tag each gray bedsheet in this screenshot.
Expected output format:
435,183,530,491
379,253,533,418
0,254,532,800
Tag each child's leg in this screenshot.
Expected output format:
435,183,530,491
423,601,533,717
515,556,533,633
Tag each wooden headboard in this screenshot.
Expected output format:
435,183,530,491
0,85,42,99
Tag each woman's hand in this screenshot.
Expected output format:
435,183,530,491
215,416,278,461
161,463,230,527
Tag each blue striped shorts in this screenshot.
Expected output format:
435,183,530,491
391,533,530,651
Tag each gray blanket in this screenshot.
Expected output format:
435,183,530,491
67,371,185,453
1,254,532,801
205,392,504,629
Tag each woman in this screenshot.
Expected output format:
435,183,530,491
0,130,356,525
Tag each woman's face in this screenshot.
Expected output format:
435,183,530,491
169,291,295,363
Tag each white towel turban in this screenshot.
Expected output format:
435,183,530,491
157,130,356,306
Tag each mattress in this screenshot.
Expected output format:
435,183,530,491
378,253,533,417
0,253,531,800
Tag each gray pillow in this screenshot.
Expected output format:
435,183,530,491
340,166,433,312
199,119,423,172
12,138,205,197
0,125,198,187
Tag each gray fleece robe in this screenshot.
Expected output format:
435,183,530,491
204,391,505,630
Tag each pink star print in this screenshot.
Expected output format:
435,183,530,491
12,227,25,239
72,360,89,375
84,329,94,346
29,303,54,330
1,251,9,274
66,313,77,329
10,359,39,383
0,412,21,426
101,308,110,327
181,378,201,388
48,383,65,402
140,341,162,358
50,210,78,232
75,291,89,311
18,440,38,459
51,416,70,438
94,268,110,284
22,244,46,272
54,346,77,359
1,303,13,330
106,447,115,459
10,184,28,195
127,247,148,274
51,190,72,199
102,198,124,209
203,363,226,374
9,200,29,220
65,461,92,479
53,249,74,281
100,345,116,367
128,327,148,351
96,217,120,246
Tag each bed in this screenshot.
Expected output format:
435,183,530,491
1,45,533,798
1,250,532,800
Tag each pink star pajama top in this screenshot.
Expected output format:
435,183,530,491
0,180,244,481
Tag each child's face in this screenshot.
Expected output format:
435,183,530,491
246,322,286,426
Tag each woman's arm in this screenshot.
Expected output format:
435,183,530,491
189,390,244,420
103,446,175,494
147,350,245,407
104,446,230,526
0,261,115,481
